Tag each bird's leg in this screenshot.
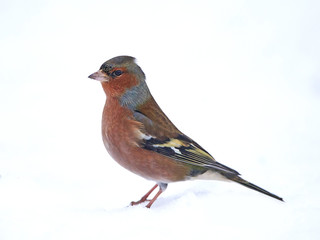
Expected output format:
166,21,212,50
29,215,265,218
130,184,158,206
130,183,168,208
145,183,167,208
145,189,163,208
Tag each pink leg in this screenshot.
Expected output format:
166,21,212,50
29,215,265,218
130,183,168,208
130,184,158,206
145,187,164,208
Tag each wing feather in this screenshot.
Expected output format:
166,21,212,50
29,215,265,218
133,108,239,176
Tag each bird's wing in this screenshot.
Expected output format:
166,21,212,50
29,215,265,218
133,108,239,175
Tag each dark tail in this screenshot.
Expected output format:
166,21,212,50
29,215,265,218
224,175,283,201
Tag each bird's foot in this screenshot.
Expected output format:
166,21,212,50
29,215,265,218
129,183,167,208
130,198,150,206
129,184,158,208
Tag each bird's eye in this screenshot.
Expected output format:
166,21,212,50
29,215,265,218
111,70,123,77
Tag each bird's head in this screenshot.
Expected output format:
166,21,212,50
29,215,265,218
89,56,151,109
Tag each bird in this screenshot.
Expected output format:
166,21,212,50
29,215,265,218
88,55,283,208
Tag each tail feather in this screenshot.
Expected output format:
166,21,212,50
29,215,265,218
224,175,283,201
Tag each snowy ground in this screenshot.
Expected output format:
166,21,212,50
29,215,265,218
1,0,320,239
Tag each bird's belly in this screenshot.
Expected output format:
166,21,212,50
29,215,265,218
102,126,189,183
101,101,190,183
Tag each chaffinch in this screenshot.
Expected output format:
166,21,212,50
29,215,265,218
89,56,283,208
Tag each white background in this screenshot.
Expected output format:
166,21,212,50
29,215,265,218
1,0,319,239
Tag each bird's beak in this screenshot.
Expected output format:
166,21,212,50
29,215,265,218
88,70,109,82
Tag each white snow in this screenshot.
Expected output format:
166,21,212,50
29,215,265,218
1,0,320,239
